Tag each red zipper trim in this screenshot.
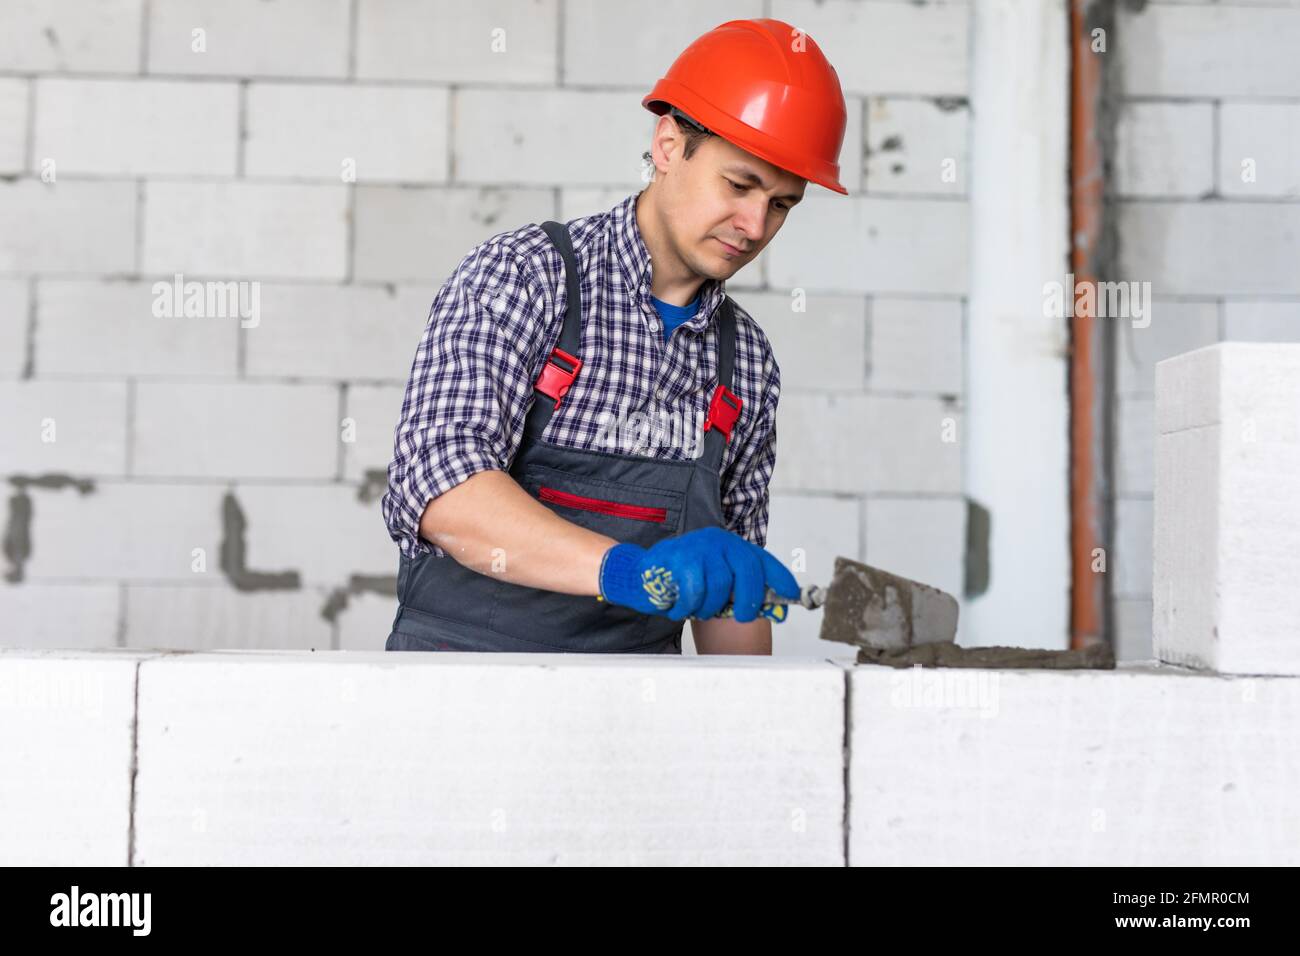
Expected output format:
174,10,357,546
538,486,667,523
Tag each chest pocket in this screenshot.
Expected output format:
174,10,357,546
520,462,685,548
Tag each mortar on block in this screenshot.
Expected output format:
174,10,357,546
816,557,1114,669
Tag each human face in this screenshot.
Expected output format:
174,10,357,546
653,126,807,282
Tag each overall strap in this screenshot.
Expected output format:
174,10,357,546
700,296,740,473
521,221,584,445
520,220,741,475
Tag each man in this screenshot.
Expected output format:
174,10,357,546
382,18,848,654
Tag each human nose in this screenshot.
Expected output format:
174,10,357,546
731,195,766,245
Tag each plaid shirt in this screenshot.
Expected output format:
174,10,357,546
382,190,781,561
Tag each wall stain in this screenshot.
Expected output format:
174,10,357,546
357,468,387,503
220,491,301,591
964,497,991,600
321,574,398,624
3,474,97,583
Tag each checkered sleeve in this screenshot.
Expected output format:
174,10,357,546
721,349,780,550
382,240,549,559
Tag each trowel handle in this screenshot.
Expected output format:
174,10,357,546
714,583,826,621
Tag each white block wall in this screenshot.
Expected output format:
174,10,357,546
1112,1,1300,661
0,0,973,654
132,652,846,865
765,0,971,654
7,649,1297,866
849,662,1300,865
0,649,144,865
1154,344,1300,676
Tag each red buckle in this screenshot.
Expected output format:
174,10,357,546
703,384,743,443
534,346,583,410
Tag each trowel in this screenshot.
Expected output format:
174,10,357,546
718,555,1114,669
716,555,958,650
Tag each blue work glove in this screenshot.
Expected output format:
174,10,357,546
597,526,800,623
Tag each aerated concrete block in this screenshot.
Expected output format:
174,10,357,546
0,650,147,864
132,653,847,865
849,663,1300,865
1154,343,1300,675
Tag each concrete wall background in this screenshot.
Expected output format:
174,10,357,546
7,2,1293,658
0,0,973,655
1111,1,1300,662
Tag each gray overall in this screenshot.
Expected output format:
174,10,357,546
384,220,745,654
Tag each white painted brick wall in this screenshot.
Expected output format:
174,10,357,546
1112,3,1300,660
352,186,555,283
1113,598,1154,663
37,279,239,378
1119,5,1300,98
453,89,647,186
124,588,333,650
772,393,963,495
1219,103,1300,199
0,585,121,648
337,591,400,651
132,382,340,480
141,182,350,280
244,284,432,381
840,97,866,196
1114,498,1153,600
564,0,762,88
769,197,969,295
1224,301,1300,342
0,0,143,74
357,0,559,84
1121,203,1300,296
1,1,974,652
0,78,27,174
340,384,406,482
0,181,136,275
0,381,127,475
864,97,970,196
34,78,239,177
0,279,30,377
146,0,351,78
245,83,449,184
869,297,964,394
1114,101,1213,198
25,481,224,581
742,292,867,392
237,484,394,585
1114,300,1218,396
776,0,970,97
1116,395,1154,497
864,496,967,607
763,493,862,661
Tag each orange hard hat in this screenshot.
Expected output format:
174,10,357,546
642,18,849,195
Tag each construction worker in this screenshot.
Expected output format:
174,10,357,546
382,18,848,654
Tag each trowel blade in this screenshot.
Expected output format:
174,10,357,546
818,556,959,651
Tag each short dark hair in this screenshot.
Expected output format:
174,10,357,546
642,106,714,168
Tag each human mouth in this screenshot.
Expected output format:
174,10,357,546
715,238,745,256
